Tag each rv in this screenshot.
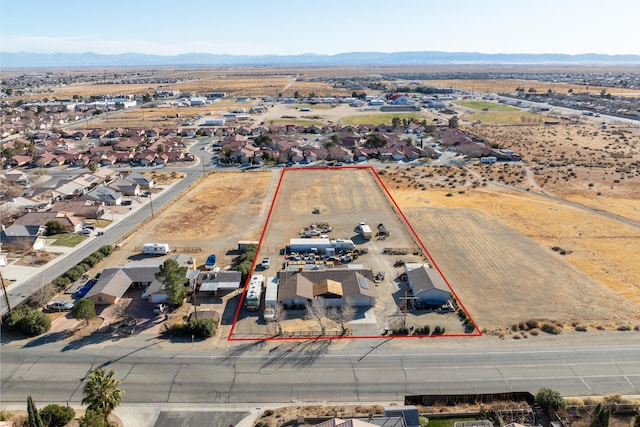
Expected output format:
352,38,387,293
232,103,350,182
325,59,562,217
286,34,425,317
142,243,171,255
245,274,264,311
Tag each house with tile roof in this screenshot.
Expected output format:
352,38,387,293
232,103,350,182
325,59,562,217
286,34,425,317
276,268,377,308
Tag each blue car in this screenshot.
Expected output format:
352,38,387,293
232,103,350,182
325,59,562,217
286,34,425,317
75,282,95,298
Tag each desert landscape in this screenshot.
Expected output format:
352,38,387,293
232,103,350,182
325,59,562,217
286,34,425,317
3,66,640,338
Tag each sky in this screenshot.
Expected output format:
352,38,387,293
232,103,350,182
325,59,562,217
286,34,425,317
1,0,639,56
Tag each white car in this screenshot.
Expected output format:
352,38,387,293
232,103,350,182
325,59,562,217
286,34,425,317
260,257,271,269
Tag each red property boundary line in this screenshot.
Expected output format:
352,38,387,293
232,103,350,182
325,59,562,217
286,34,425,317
227,165,481,341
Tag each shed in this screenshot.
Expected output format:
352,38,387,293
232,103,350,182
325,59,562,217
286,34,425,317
198,270,242,294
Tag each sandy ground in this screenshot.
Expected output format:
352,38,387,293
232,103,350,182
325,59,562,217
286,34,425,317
106,171,276,270
95,160,640,335
380,165,640,331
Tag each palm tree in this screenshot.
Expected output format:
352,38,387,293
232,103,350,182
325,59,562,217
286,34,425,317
81,368,124,422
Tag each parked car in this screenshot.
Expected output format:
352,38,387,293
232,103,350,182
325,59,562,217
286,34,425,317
75,281,96,298
47,301,74,311
80,228,92,235
122,200,132,206
261,257,271,269
153,304,166,315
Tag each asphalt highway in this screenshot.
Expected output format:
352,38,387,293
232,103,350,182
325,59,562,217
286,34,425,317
2,335,640,403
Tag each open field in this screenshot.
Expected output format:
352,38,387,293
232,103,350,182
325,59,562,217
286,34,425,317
406,207,639,330
379,166,640,331
453,100,520,111
423,79,640,97
466,121,640,201
106,171,276,271
342,112,429,126
463,111,545,125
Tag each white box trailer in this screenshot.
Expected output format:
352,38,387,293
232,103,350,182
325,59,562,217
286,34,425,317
480,156,497,164
142,243,171,255
358,224,372,240
263,277,278,321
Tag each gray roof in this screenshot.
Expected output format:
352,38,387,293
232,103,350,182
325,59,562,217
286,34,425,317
86,268,133,299
199,271,242,291
405,264,450,296
277,268,377,303
86,260,192,300
127,172,153,186
84,185,122,202
1,224,41,237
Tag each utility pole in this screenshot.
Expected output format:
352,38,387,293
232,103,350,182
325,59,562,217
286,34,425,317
149,192,154,218
403,290,407,328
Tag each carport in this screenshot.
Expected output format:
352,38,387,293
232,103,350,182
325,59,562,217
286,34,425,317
198,271,242,296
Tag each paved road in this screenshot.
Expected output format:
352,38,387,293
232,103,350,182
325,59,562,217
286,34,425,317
2,336,639,403
0,138,215,315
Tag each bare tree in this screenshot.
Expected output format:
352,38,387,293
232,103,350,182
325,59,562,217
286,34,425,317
328,298,357,335
307,298,328,335
113,301,129,322
30,283,55,309
272,304,286,336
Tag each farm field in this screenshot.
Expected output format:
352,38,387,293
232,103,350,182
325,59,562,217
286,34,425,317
406,207,639,330
453,100,520,111
380,167,640,332
422,78,640,97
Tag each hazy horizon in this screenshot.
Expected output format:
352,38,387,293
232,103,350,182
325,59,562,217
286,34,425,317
1,0,639,57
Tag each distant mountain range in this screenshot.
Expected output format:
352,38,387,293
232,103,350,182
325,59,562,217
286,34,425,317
2,51,640,68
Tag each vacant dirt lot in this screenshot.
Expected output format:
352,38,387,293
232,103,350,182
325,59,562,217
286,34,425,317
380,167,640,332
107,171,277,270
406,207,639,329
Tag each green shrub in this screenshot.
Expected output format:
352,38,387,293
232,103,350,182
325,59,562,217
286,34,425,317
53,277,71,290
535,387,566,411
5,306,51,336
415,325,430,335
187,319,216,338
82,253,103,267
98,245,113,256
65,265,86,281
392,327,409,335
40,404,75,427
79,409,107,427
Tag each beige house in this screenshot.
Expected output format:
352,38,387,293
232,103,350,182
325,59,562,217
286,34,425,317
277,268,377,308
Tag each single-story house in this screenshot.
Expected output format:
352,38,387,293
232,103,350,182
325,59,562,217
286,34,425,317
126,172,154,189
0,225,46,251
49,200,105,219
12,211,84,233
277,268,377,308
86,268,134,306
107,178,140,196
80,185,123,206
87,255,195,306
404,263,451,306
